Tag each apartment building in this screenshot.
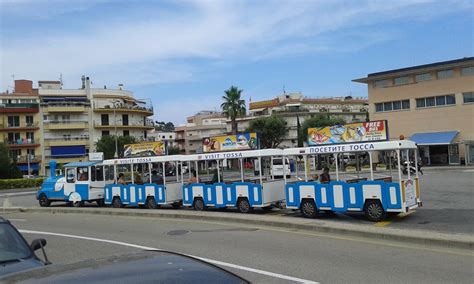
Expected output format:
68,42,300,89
38,76,154,174
175,111,227,154
229,93,368,148
353,57,474,165
0,80,42,175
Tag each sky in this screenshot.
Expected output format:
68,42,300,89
1,0,473,125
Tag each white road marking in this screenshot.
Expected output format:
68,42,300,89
8,219,27,222
19,229,318,284
462,169,474,173
0,191,36,198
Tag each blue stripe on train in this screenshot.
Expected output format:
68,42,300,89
286,181,401,211
183,182,263,207
104,184,166,205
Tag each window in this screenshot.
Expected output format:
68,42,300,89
8,116,19,127
402,100,410,109
437,69,453,79
446,94,456,105
373,79,389,88
102,130,110,136
27,149,35,157
463,92,474,103
394,76,409,85
9,149,21,160
426,97,435,107
66,168,76,183
144,131,147,139
415,73,432,82
416,95,456,108
26,132,34,143
7,132,20,143
101,114,109,126
436,96,446,106
461,66,474,76
383,102,392,111
122,114,129,126
374,100,410,112
375,103,383,112
123,130,129,137
392,101,401,110
77,167,89,181
416,98,425,108
25,116,33,126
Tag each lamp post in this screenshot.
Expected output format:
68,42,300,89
113,99,121,158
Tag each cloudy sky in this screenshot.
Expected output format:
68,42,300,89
1,0,473,124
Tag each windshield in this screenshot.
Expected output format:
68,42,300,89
0,223,32,263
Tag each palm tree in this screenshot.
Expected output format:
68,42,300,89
221,86,246,134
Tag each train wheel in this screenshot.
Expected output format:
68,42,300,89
300,199,317,218
96,200,105,207
364,200,386,222
38,194,50,207
237,198,252,214
146,197,157,209
193,198,205,211
112,197,122,208
72,201,84,208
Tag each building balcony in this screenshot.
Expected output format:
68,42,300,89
0,103,39,113
43,105,86,113
4,139,40,148
44,120,89,130
44,136,90,146
93,119,154,130
15,155,42,164
93,103,153,115
0,122,40,131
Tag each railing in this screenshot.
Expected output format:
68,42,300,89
0,103,39,108
93,101,153,113
93,120,154,127
0,122,39,128
44,136,90,141
4,139,38,145
44,120,89,124
15,155,42,163
41,102,90,107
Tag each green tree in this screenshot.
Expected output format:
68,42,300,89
221,86,246,134
96,135,137,159
154,121,175,132
247,115,288,148
0,143,22,179
299,115,346,144
167,146,181,155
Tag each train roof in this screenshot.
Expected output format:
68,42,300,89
64,161,100,167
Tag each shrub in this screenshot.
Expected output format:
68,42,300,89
0,178,45,190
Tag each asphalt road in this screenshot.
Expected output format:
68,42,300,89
1,168,473,235
4,212,473,283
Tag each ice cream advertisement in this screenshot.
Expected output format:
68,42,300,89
203,133,259,153
307,120,388,146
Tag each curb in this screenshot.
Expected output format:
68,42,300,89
2,207,473,251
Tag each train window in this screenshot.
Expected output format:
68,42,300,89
77,167,89,181
95,166,104,181
66,168,76,183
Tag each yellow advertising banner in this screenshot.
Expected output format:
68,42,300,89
203,133,259,153
123,141,165,157
308,120,388,145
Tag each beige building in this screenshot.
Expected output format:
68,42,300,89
175,111,227,154
353,57,474,165
0,80,43,175
230,93,368,148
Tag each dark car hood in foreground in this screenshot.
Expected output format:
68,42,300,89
0,257,44,278
1,251,248,284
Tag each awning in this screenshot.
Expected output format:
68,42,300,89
18,163,39,171
410,131,459,146
51,145,86,157
250,108,266,112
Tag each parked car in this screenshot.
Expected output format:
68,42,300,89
2,251,248,283
0,217,50,278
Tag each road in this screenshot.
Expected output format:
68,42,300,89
2,168,473,235
4,212,473,283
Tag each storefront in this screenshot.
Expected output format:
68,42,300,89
410,131,460,165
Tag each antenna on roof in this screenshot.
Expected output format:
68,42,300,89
283,85,286,94
11,74,15,92
59,73,63,88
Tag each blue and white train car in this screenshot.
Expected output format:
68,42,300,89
37,160,107,207
181,149,286,213
283,140,422,221
102,155,184,209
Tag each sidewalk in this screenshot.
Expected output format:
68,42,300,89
2,206,473,251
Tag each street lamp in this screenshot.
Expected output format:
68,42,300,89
113,99,122,158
